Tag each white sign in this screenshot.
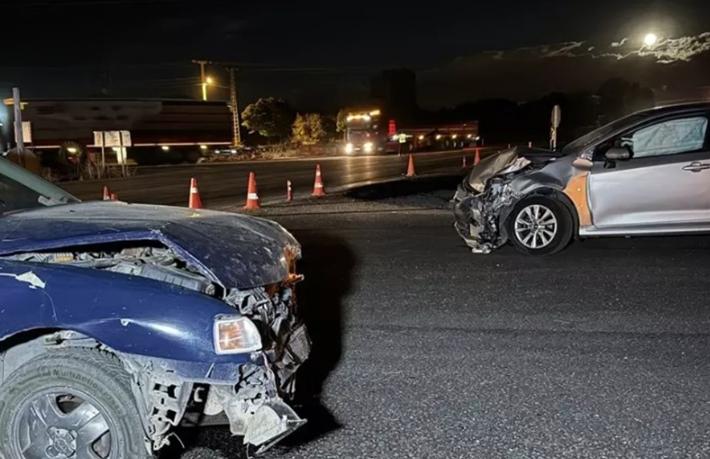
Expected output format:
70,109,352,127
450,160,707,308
551,105,562,128
103,131,122,147
93,131,105,147
21,121,32,144
120,130,132,147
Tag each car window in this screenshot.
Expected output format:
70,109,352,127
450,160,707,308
629,116,708,158
0,173,46,214
0,156,79,214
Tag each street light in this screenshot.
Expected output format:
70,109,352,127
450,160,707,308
201,75,215,101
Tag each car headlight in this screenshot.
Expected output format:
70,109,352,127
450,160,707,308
363,142,374,153
213,316,262,355
344,143,354,154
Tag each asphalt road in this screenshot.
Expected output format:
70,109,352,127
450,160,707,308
181,192,710,458
58,149,490,205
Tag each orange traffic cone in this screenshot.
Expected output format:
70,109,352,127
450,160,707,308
188,178,203,209
244,172,261,210
286,180,293,202
474,148,481,166
312,164,326,197
102,186,111,201
406,154,416,177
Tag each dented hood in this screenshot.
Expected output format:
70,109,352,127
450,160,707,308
0,201,299,289
464,146,563,193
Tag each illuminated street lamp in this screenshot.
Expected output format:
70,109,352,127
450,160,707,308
201,75,215,101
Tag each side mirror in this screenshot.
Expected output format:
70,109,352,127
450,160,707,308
605,147,632,161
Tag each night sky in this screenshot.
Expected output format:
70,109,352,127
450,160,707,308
3,0,710,110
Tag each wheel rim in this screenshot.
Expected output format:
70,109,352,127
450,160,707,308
514,204,558,250
13,389,112,459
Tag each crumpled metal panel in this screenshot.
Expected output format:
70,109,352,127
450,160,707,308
0,201,299,289
0,258,250,364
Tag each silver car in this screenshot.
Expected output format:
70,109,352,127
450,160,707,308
453,102,710,255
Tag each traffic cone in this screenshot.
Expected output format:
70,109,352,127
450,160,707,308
286,180,293,203
462,156,467,168
312,164,326,197
244,172,261,210
406,154,416,177
110,192,118,201
474,148,481,166
102,186,111,201
188,178,202,209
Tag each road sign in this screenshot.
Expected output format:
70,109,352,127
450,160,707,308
93,131,105,147
551,105,562,128
21,121,32,144
103,131,122,147
120,130,132,147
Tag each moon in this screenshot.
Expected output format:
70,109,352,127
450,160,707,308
644,33,658,47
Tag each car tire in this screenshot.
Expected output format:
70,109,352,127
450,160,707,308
0,348,151,459
507,196,574,255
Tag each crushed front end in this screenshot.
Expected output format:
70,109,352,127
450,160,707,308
3,238,312,455
453,177,519,254
452,148,535,253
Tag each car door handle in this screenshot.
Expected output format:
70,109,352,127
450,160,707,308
682,162,710,172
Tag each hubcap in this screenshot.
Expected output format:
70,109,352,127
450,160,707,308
514,204,558,249
14,391,112,459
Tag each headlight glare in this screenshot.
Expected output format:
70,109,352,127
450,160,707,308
363,142,374,153
345,143,354,154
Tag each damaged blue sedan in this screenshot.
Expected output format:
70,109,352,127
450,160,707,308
0,156,311,458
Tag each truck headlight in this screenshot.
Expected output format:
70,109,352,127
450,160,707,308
345,143,354,154
363,142,374,153
213,316,262,354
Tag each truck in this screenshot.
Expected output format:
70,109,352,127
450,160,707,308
341,107,480,155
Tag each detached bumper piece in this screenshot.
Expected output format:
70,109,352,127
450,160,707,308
244,400,306,454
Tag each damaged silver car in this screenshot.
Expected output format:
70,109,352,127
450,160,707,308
454,102,710,254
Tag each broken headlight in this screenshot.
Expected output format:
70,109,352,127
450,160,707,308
213,316,262,355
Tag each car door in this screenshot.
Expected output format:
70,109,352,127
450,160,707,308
588,114,710,231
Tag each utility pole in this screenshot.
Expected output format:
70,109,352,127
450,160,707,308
550,105,561,151
192,59,210,101
192,59,241,146
12,87,24,165
228,67,241,147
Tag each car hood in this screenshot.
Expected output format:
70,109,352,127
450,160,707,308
0,201,299,289
464,146,563,193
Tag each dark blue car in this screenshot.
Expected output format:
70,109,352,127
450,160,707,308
0,157,311,458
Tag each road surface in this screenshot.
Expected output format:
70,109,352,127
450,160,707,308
173,191,710,459
59,149,489,205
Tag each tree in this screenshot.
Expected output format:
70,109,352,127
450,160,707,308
292,113,328,145
241,97,295,141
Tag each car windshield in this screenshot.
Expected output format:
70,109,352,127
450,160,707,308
562,111,650,154
0,156,79,214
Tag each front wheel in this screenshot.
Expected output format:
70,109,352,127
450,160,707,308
507,197,574,255
0,349,151,459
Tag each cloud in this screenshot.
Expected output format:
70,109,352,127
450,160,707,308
637,32,710,63
611,38,628,48
418,32,710,107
